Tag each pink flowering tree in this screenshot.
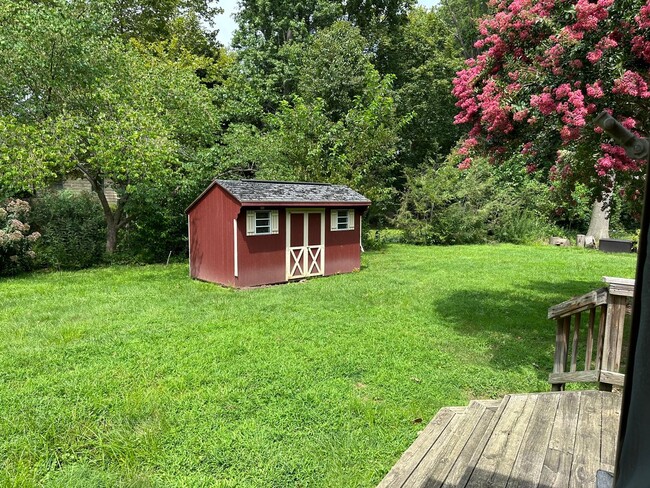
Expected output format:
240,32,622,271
452,0,650,237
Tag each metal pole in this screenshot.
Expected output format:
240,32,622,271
594,112,650,487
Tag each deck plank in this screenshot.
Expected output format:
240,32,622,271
506,393,561,488
600,391,621,473
466,394,538,487
569,391,603,487
442,400,502,488
378,408,457,488
407,401,493,488
538,391,581,488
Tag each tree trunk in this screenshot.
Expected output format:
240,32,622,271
587,195,611,241
79,169,125,254
106,219,118,253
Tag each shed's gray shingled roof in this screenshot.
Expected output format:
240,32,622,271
216,179,371,204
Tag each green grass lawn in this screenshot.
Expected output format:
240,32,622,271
0,244,637,487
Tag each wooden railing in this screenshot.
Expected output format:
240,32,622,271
548,277,634,391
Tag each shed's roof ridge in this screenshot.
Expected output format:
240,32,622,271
219,178,333,187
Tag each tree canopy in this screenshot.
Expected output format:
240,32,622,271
452,0,650,209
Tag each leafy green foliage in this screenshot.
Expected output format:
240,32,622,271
0,1,217,253
30,191,106,270
396,157,556,245
0,245,636,485
391,7,465,171
298,21,380,121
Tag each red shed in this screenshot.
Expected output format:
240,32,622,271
186,179,371,287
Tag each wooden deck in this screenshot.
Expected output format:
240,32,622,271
378,390,621,488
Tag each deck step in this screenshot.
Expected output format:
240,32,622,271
378,391,622,488
378,398,506,488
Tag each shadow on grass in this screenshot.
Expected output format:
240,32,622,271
433,279,601,375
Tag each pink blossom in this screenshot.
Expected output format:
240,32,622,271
458,158,472,170
632,36,650,63
530,92,556,115
621,117,637,129
26,232,41,242
554,84,572,99
612,70,650,98
560,125,581,142
586,49,603,64
635,4,650,29
597,143,643,176
477,79,514,134
586,81,604,98
513,109,529,122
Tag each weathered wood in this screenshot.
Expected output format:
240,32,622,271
585,308,595,371
403,410,470,487
611,300,627,373
452,397,511,488
570,313,581,373
377,409,456,488
599,370,625,387
602,297,627,373
538,392,581,488
551,317,571,391
410,401,490,488
468,395,538,487
547,288,608,319
600,392,622,471
602,276,635,297
549,236,571,247
507,393,560,488
441,404,497,488
378,391,622,488
595,305,607,371
549,370,600,385
570,391,602,487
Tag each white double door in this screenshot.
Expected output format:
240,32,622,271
286,210,325,280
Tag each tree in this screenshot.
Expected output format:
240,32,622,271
220,23,406,222
438,0,489,59
0,1,216,252
389,7,465,171
110,0,222,51
452,0,650,236
297,21,382,121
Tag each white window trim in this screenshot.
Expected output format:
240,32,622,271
330,209,355,231
246,210,279,236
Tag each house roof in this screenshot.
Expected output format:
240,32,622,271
187,179,371,212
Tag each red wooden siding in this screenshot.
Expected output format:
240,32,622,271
324,208,362,276
235,208,287,287
188,187,240,286
188,181,368,287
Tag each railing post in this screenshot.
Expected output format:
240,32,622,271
551,316,570,391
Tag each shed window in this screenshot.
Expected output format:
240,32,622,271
246,210,279,236
331,210,355,231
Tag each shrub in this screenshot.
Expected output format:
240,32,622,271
395,157,555,245
0,199,40,275
30,191,105,269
